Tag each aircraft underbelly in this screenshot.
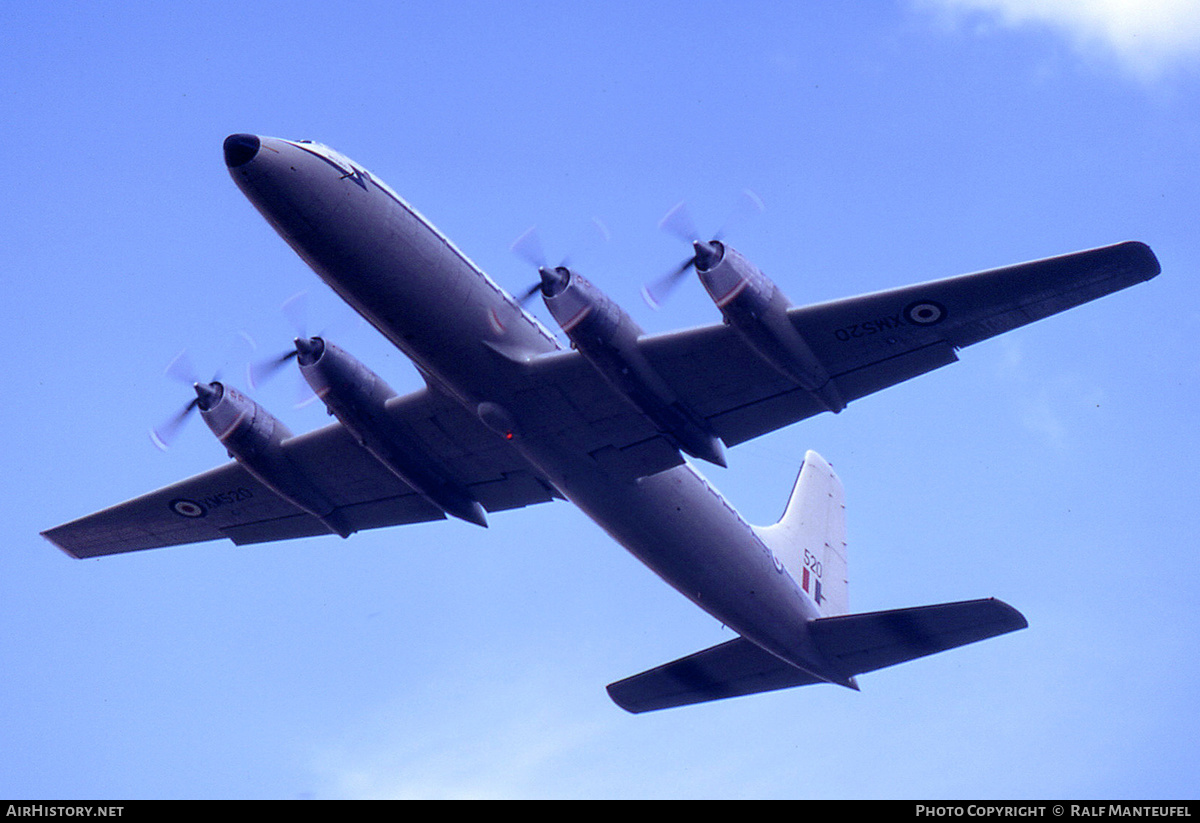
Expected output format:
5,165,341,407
232,139,834,680
515,439,830,676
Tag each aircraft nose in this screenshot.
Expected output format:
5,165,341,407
223,133,260,167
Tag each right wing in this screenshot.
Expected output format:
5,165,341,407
42,387,559,559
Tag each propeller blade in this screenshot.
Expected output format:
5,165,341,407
658,201,699,244
590,216,612,243
163,349,199,386
644,201,702,309
280,290,309,338
510,226,551,306
510,226,547,270
516,280,543,307
713,188,764,241
247,348,298,389
642,255,696,309
150,396,200,451
293,383,320,410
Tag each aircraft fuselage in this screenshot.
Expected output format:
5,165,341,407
225,135,840,685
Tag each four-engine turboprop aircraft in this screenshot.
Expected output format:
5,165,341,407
41,134,1161,712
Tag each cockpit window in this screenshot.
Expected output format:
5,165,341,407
286,140,361,177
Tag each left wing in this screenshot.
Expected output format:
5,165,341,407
510,242,1157,474
628,241,1159,447
43,388,558,559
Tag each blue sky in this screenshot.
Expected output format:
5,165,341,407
3,0,1198,800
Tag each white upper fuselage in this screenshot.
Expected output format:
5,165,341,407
226,135,839,684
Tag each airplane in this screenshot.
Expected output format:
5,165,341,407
41,134,1161,712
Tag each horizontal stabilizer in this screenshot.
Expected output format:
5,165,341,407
606,598,1025,713
810,597,1027,677
606,636,824,714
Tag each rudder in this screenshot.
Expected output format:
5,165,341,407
754,450,848,616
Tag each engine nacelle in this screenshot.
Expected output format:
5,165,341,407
294,337,488,527
540,266,726,467
693,241,845,413
194,381,352,536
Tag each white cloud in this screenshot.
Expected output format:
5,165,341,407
307,661,615,799
917,0,1200,78
992,338,1107,450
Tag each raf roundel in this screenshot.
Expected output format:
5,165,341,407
904,300,947,326
169,498,206,518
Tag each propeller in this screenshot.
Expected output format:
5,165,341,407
247,291,309,389
150,330,259,450
509,219,610,305
642,190,764,309
150,351,222,451
510,226,551,306
247,291,348,402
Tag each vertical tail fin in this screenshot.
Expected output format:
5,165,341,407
754,451,848,616
608,450,1028,712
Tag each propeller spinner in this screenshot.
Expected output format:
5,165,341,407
150,350,225,451
643,191,763,309
510,221,609,307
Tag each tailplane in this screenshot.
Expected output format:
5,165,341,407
606,451,1027,713
607,597,1026,713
